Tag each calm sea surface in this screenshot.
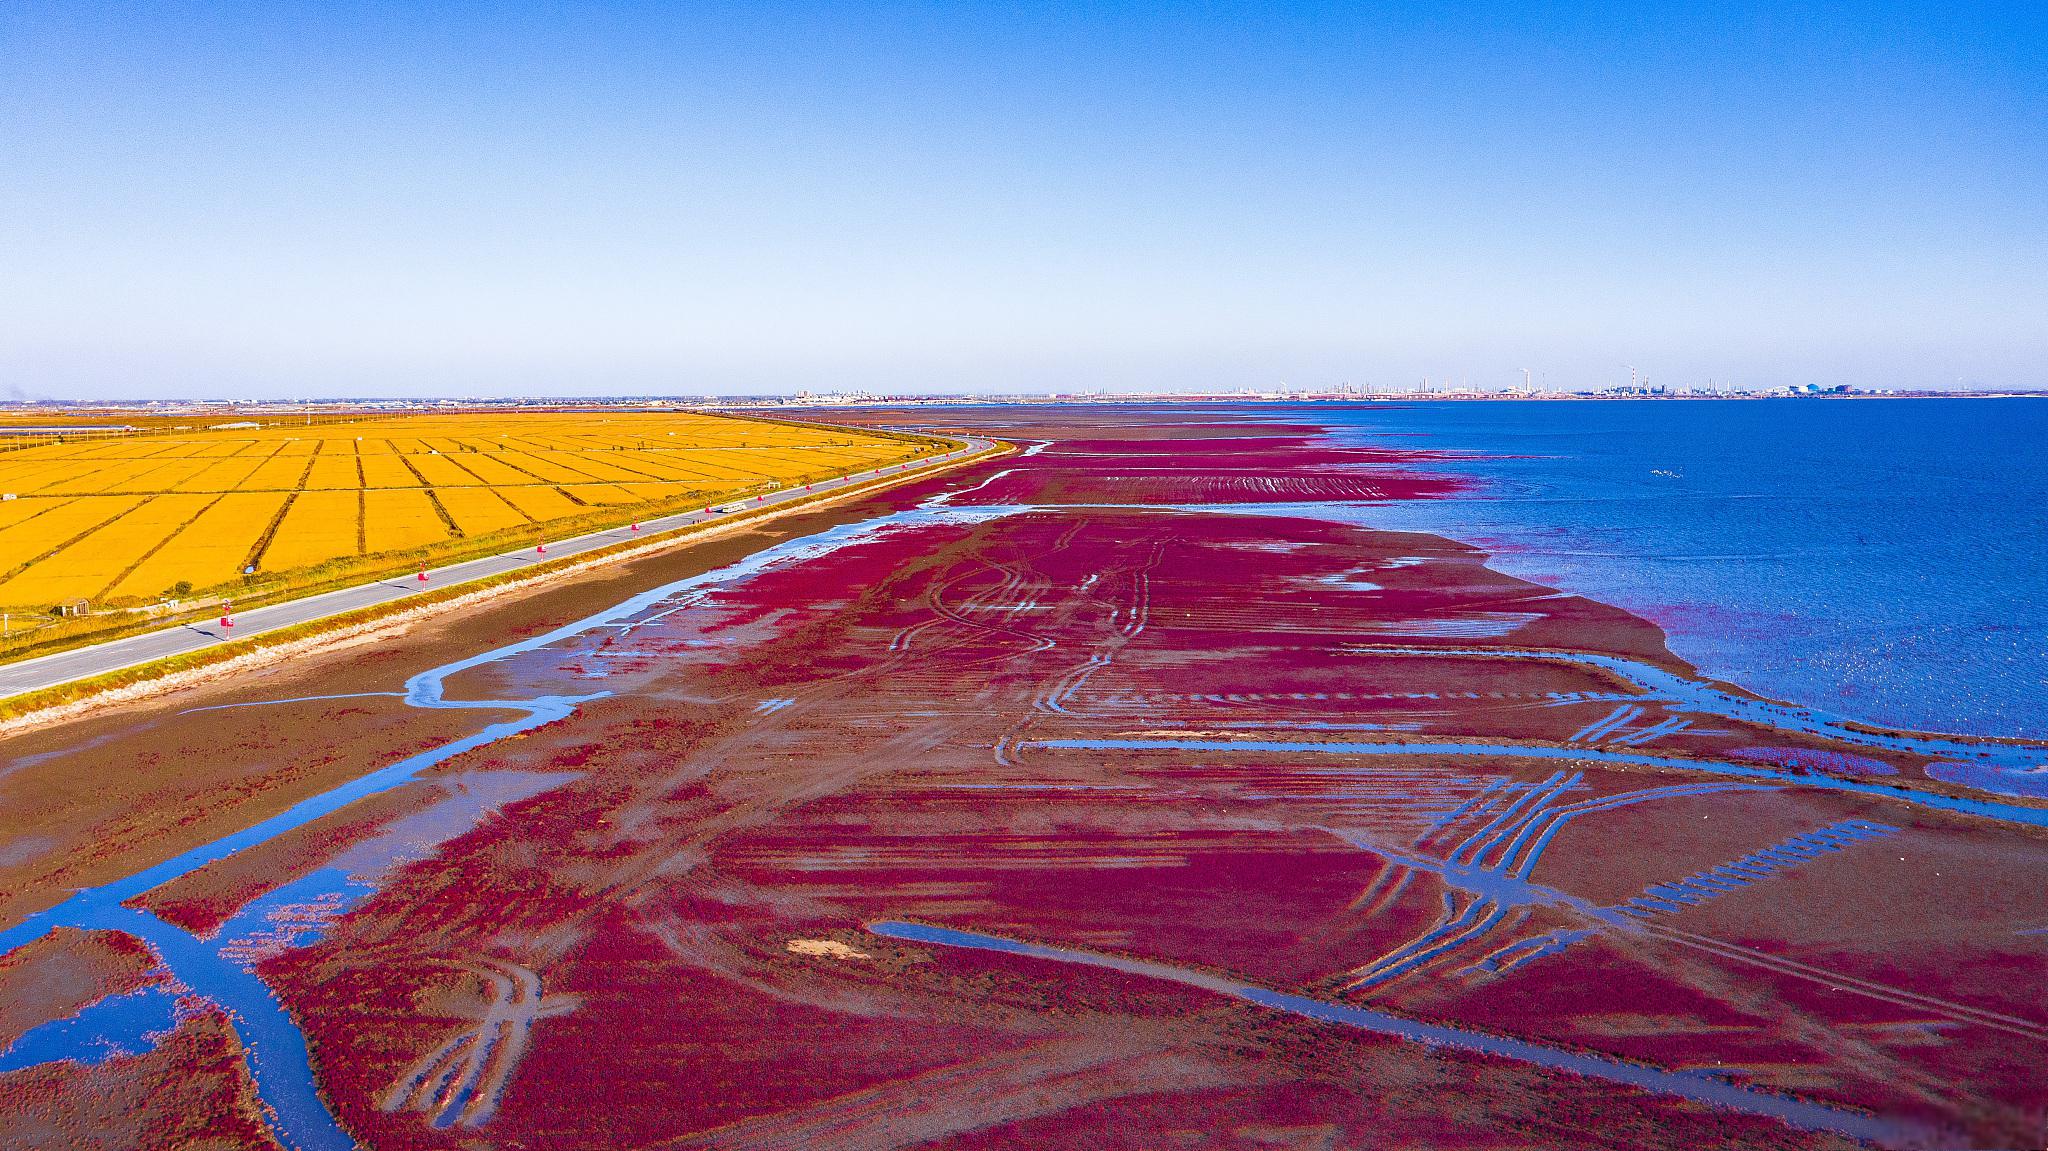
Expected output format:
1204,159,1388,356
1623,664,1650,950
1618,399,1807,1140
1298,399,2048,740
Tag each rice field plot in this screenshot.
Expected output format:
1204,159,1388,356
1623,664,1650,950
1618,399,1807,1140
361,489,449,554
0,411,933,612
435,488,530,537
109,493,291,599
0,494,217,605
263,491,367,572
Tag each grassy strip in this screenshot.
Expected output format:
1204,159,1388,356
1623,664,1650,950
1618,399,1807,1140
0,438,1004,723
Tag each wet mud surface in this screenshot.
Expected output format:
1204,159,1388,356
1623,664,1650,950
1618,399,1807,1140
2,407,2045,1149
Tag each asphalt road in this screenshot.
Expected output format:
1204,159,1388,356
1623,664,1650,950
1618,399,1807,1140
0,438,994,701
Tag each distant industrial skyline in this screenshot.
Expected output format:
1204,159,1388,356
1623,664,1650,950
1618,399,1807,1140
3,2,2044,399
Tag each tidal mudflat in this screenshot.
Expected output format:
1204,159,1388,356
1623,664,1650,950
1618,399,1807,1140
2,407,2043,1149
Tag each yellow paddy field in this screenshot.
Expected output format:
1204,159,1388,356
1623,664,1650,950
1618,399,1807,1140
0,411,926,610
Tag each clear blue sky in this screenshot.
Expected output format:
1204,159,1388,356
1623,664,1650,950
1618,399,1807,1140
2,2,2043,397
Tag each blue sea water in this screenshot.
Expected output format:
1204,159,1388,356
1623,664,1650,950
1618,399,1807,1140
1299,399,2048,741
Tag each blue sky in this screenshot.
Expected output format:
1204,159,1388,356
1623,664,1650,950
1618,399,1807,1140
2,2,2043,397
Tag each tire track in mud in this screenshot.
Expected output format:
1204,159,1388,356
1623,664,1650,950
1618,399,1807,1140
643,1030,1263,1151
1034,737,2048,830
1332,776,1778,993
1352,645,2048,773
380,958,577,1128
1636,924,2048,1043
0,689,589,1151
866,920,1910,1148
992,535,1158,766
1027,729,2048,1064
